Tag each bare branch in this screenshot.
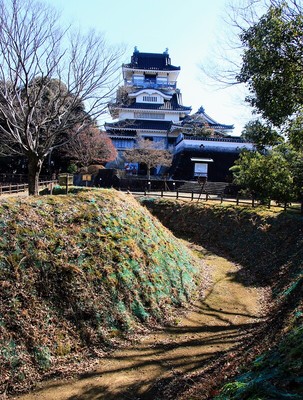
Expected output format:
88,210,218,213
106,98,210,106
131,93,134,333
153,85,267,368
62,125,117,170
0,0,124,194
124,138,172,179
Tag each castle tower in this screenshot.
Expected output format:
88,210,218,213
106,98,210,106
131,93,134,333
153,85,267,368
105,48,191,154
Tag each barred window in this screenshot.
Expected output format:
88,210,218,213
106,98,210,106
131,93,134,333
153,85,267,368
134,112,164,119
112,139,134,149
143,96,157,102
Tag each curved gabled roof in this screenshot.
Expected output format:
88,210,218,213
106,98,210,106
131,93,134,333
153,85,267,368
182,106,234,131
195,106,234,130
128,89,172,100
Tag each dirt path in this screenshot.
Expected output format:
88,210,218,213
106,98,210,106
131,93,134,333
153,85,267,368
15,248,265,400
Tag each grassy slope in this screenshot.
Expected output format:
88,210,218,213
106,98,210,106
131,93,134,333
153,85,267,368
141,198,303,399
0,190,202,396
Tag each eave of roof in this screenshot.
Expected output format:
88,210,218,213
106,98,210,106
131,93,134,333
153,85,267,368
110,102,191,112
123,63,180,72
182,120,234,130
108,135,136,139
105,119,172,131
190,158,214,162
182,135,247,143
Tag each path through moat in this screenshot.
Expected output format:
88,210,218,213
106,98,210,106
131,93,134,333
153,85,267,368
15,246,265,400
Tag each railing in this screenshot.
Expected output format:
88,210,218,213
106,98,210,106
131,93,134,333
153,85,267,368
131,189,302,213
0,180,57,196
124,79,177,89
0,182,28,195
1,178,301,213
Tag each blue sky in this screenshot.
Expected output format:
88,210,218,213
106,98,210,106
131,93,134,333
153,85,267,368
42,0,254,135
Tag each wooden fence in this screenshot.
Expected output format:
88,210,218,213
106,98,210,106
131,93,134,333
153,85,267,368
0,180,57,196
135,189,302,213
0,181,301,213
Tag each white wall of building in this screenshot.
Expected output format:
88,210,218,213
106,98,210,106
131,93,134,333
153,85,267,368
119,110,135,119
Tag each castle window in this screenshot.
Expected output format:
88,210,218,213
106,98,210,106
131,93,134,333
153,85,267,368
134,112,164,119
144,74,156,81
143,96,157,102
112,139,134,149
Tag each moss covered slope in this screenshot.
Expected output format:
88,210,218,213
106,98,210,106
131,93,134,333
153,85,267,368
141,198,302,400
215,325,303,399
0,190,201,395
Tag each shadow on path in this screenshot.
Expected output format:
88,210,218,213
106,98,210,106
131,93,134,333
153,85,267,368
17,249,265,400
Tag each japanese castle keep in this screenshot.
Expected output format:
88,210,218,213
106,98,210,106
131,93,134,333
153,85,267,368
105,48,254,181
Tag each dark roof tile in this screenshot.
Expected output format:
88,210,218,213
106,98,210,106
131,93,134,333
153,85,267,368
105,119,172,131
181,107,234,130
112,102,191,112
123,51,180,71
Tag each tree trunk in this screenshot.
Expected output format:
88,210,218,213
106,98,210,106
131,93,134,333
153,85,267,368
147,163,151,180
28,156,43,195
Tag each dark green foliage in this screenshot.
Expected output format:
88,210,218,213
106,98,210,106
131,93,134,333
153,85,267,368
288,114,303,151
33,346,52,371
241,120,283,151
0,190,201,395
230,145,303,204
238,2,303,126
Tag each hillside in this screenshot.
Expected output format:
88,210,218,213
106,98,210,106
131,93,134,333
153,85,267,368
141,198,303,399
0,190,202,397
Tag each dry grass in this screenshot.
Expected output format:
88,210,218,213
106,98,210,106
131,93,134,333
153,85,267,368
0,189,203,396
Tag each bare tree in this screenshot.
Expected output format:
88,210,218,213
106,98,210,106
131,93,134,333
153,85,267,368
63,125,117,171
124,138,172,179
0,0,123,194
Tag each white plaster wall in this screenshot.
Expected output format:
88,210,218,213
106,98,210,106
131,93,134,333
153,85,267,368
165,113,181,122
119,110,135,119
